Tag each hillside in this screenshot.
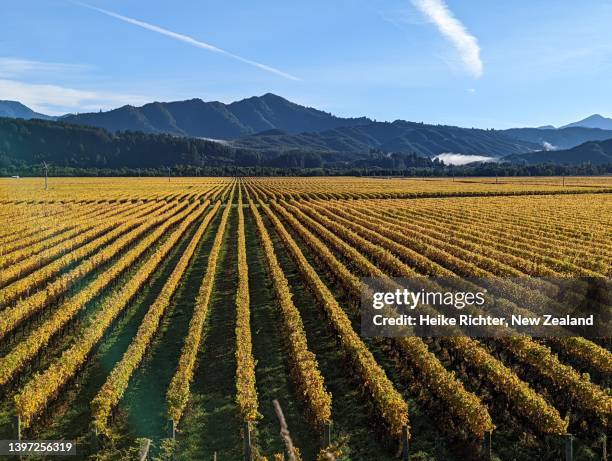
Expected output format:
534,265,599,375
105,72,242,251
0,100,55,121
236,120,539,157
505,139,612,165
61,93,371,139
502,126,612,150
0,117,233,169
0,117,427,171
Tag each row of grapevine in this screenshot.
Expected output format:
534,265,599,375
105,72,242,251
352,201,601,277
258,199,409,440
0,186,222,312
0,200,168,287
235,189,259,422
384,203,605,275
15,201,222,429
0,200,182,306
91,198,222,435
0,201,185,338
387,196,612,258
275,201,568,435
0,200,206,387
248,196,332,428
166,187,235,424
316,201,612,378
0,202,118,246
0,201,137,258
273,202,503,438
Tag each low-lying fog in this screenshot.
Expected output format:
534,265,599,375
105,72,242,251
433,153,498,166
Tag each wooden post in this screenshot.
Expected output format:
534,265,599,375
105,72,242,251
14,415,21,441
169,418,176,440
213,452,217,461
402,425,410,461
323,421,332,448
273,399,297,461
42,161,49,190
602,434,607,461
138,438,151,461
91,427,99,452
243,421,252,461
483,430,492,461
565,433,573,461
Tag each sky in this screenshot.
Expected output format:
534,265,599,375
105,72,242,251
1,0,611,128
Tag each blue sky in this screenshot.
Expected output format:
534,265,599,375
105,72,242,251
1,0,611,128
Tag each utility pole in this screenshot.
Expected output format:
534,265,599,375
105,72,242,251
167,166,171,182
42,161,49,190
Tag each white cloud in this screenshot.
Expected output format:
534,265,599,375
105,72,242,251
0,57,92,79
0,79,150,115
74,2,300,81
542,141,557,151
434,153,496,165
411,0,483,78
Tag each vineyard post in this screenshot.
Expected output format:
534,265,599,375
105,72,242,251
565,434,573,461
168,418,176,440
243,421,253,461
401,425,410,461
323,421,332,448
42,161,49,190
602,434,607,460
138,438,151,461
14,415,21,441
90,427,99,452
482,430,492,461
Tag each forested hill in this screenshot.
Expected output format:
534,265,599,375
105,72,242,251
0,117,431,171
235,120,539,157
0,117,235,169
505,139,612,165
61,93,371,139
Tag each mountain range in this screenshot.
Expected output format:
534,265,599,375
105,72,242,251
0,95,611,165
60,93,371,139
501,126,612,151
505,139,612,165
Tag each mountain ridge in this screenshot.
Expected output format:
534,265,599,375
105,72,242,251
560,114,612,130
235,120,540,157
0,100,55,121
505,138,612,165
60,93,372,139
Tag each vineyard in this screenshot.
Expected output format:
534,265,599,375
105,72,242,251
0,176,610,461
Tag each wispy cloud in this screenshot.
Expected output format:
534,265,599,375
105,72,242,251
411,0,483,78
74,2,300,81
0,57,92,78
0,79,150,115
